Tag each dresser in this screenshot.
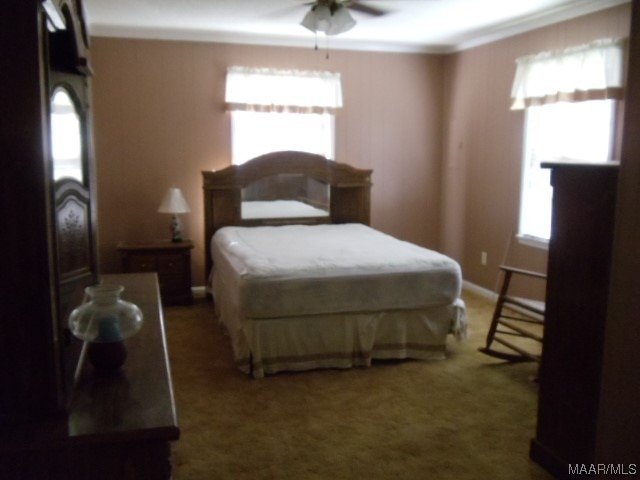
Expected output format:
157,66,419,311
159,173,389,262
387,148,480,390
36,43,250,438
118,241,194,306
0,273,180,479
530,162,618,478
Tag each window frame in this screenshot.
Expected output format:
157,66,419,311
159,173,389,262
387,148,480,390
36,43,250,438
517,99,617,249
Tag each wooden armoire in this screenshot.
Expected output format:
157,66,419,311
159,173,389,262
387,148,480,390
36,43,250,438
0,0,98,425
530,163,618,477
2,7,180,478
531,2,640,475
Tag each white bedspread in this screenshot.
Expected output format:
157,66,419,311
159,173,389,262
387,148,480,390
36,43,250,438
212,223,462,319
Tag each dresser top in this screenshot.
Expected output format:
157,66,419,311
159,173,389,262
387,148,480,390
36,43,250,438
117,240,193,251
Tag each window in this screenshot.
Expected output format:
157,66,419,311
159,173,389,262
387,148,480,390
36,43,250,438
511,38,624,246
231,111,334,165
519,100,615,243
225,67,342,165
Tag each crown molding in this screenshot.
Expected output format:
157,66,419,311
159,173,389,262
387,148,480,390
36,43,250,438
88,0,631,55
452,0,630,52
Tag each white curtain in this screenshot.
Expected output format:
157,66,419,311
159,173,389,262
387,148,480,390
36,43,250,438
225,66,343,114
511,38,625,110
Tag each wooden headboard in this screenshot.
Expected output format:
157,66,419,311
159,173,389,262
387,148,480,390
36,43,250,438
202,150,373,280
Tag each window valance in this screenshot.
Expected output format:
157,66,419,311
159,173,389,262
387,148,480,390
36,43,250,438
510,38,625,110
225,66,343,114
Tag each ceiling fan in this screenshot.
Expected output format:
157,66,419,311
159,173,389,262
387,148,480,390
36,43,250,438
322,0,391,18
299,0,391,36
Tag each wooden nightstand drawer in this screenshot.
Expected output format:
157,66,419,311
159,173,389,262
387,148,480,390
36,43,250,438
117,241,194,306
157,254,184,274
159,273,189,296
129,254,157,272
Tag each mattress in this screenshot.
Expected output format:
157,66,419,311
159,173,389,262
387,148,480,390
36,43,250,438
211,223,462,319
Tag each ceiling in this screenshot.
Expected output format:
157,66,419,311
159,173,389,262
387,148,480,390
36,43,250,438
83,0,630,54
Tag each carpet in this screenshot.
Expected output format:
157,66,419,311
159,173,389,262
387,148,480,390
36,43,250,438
164,291,554,479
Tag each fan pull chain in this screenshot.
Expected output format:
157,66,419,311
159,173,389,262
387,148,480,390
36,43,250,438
311,34,331,60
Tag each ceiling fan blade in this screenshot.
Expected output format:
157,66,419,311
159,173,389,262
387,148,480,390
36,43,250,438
347,2,388,17
349,5,387,17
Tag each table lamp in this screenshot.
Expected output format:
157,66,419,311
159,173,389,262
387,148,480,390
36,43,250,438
158,187,191,242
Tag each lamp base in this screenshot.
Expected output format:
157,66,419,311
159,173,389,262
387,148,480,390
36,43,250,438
170,214,183,242
88,341,128,374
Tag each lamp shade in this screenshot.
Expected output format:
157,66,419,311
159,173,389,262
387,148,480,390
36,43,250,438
157,188,191,214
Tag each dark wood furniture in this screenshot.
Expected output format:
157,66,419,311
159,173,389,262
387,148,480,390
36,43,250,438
0,273,180,479
202,150,373,281
530,162,618,478
479,265,546,362
118,241,194,306
1,0,98,424
598,3,640,463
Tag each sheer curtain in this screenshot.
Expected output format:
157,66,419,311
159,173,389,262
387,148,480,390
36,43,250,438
511,38,625,110
225,66,343,114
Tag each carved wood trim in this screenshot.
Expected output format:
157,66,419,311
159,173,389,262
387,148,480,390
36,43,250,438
44,0,92,74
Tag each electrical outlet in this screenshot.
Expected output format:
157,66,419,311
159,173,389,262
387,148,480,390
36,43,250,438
481,251,488,266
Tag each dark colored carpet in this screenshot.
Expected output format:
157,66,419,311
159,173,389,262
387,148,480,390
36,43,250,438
164,291,553,480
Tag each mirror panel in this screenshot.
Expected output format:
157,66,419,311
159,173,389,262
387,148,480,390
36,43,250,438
51,87,83,182
241,174,330,220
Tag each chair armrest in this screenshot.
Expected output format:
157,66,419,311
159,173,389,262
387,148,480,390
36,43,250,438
499,265,547,280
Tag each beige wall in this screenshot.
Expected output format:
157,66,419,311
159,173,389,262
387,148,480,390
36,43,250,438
441,4,631,296
91,40,445,285
91,3,631,291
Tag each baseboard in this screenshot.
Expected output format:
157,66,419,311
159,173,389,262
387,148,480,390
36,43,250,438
192,285,208,299
462,280,497,301
464,280,545,322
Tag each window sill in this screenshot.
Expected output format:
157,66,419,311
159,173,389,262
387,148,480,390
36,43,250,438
517,234,549,251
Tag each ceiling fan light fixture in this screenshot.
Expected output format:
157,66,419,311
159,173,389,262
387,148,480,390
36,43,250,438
301,3,355,36
301,4,331,33
326,6,356,36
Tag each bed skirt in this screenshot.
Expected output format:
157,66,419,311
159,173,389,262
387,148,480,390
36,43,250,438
216,299,467,378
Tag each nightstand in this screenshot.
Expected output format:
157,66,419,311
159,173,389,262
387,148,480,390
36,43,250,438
117,240,193,306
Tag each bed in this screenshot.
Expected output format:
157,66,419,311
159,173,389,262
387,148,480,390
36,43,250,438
203,151,466,377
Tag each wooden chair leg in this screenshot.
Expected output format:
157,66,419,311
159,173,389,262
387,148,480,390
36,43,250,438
484,270,512,349
478,270,537,362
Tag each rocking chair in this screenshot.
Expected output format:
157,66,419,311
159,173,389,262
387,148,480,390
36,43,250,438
479,265,546,362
